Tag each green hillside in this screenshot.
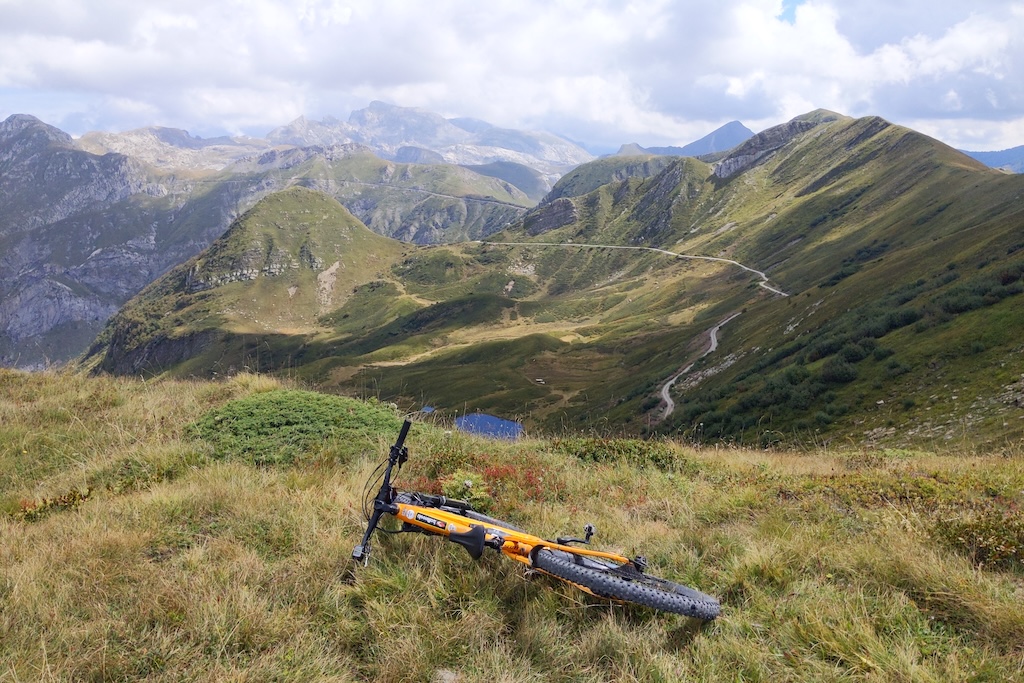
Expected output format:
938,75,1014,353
542,154,681,203
493,112,1024,447
225,146,532,243
85,113,1024,449
2,371,1023,680
84,187,410,375
460,160,551,201
85,190,759,432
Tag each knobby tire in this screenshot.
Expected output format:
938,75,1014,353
533,549,720,620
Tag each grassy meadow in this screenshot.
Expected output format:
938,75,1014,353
2,369,1023,681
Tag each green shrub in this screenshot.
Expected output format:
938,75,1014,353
441,469,492,512
932,503,1024,569
873,347,895,361
839,343,868,363
550,437,680,470
887,359,912,377
820,358,858,384
190,390,401,466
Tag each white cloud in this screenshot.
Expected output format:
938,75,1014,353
0,0,1021,150
942,89,963,111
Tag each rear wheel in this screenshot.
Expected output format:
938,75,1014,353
533,549,720,620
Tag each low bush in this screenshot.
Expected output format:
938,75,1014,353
932,502,1024,569
190,390,401,466
820,358,858,384
17,486,91,522
550,436,681,470
441,469,493,512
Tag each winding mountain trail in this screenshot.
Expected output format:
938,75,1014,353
658,311,742,420
482,241,789,297
482,240,787,421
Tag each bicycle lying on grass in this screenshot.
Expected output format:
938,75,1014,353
353,420,720,620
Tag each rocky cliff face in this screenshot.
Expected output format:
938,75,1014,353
77,126,273,171
713,112,842,179
523,197,578,236
0,115,151,232
0,115,241,368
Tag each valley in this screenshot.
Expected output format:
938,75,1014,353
0,104,587,368
77,110,1024,449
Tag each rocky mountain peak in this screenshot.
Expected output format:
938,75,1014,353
611,121,755,159
0,113,74,148
347,101,472,149
266,116,357,148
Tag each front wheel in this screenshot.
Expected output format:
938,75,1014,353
533,549,720,620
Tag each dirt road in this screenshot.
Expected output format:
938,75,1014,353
658,311,743,420
483,241,789,297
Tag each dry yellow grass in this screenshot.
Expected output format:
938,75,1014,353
2,369,1022,681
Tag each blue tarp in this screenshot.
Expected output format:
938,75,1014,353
455,413,523,440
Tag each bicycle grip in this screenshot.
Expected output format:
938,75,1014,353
394,419,412,449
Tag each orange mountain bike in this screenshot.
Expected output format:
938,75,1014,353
353,420,720,620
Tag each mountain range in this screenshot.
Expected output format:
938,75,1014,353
962,145,1024,173
81,109,1024,448
0,104,751,369
614,120,754,158
78,100,594,180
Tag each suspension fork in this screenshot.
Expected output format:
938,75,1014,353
352,420,411,564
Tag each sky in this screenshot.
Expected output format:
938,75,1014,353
1,0,1022,152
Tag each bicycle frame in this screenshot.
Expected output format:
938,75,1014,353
395,498,632,568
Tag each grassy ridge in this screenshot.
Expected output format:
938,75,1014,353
2,370,1022,681
493,116,1024,445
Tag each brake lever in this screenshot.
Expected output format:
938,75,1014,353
556,523,596,546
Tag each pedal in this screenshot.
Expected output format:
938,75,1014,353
352,544,370,566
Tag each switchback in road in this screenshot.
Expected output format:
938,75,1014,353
658,312,742,420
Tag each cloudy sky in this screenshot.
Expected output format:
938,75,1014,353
1,0,1021,152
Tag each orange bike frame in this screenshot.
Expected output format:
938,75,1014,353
392,501,631,571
